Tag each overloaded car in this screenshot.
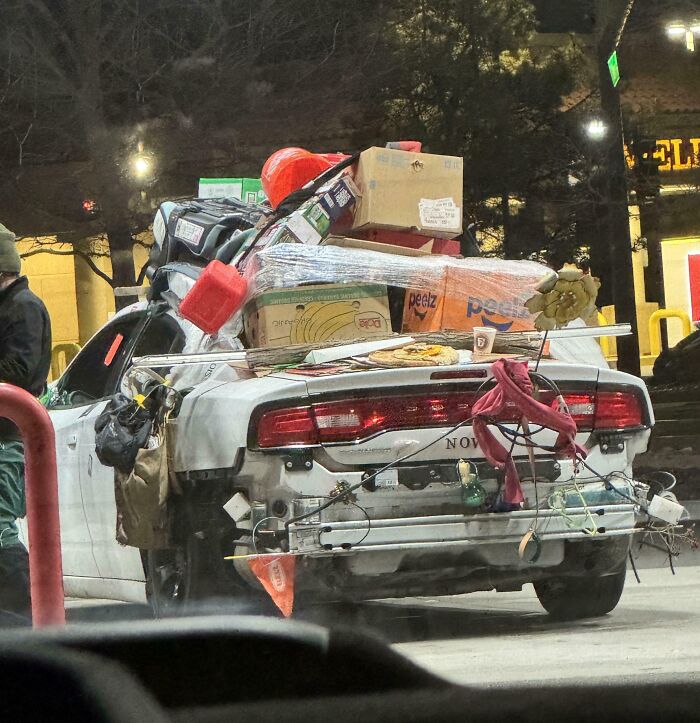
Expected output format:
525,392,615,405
27,148,669,620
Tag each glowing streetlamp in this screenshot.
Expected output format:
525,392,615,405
584,118,608,141
131,154,153,179
665,21,700,51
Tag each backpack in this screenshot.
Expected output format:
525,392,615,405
149,197,266,273
94,394,153,473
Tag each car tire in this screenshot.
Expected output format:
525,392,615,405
144,536,219,618
144,534,278,618
534,568,626,620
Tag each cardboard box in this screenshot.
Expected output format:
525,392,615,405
351,147,463,238
198,178,266,203
402,263,543,334
244,283,391,348
322,235,432,257
357,229,461,256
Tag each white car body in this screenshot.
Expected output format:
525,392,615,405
25,304,653,608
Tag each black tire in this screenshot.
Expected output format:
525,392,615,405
144,534,278,618
144,535,223,618
534,568,626,621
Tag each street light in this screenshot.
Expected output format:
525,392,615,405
131,154,153,179
585,118,608,141
665,21,699,51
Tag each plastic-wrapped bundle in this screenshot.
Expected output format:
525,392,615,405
246,243,445,293
245,243,549,333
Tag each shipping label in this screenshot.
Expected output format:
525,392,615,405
418,197,461,230
174,218,205,249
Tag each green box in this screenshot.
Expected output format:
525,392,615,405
198,177,266,203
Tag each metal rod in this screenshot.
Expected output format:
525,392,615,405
300,527,640,556
299,504,636,532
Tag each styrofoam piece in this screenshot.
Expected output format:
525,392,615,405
224,492,252,523
648,494,686,525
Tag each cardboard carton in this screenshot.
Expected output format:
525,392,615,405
351,147,463,238
322,235,432,257
198,177,266,203
402,263,543,334
244,283,391,348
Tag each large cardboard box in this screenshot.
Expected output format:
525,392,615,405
351,147,463,238
402,262,545,334
244,283,391,348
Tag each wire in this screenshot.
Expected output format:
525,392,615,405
285,412,477,528
628,549,641,583
285,376,495,529
251,515,282,555
641,470,676,494
577,458,648,511
318,501,372,550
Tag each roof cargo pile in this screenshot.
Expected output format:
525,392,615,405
148,143,555,356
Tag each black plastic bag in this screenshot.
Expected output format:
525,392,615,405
94,394,153,473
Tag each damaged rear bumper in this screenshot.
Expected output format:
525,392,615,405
289,503,638,555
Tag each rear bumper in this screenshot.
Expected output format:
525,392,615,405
289,503,637,556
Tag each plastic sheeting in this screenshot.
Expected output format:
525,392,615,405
160,267,250,389
245,243,547,303
548,318,610,369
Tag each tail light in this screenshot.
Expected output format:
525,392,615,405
593,390,644,431
254,387,646,448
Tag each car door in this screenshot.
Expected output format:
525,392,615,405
43,312,150,582
78,310,185,581
25,403,102,579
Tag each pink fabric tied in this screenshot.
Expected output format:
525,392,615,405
472,359,587,505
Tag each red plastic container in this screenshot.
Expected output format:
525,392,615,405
261,147,339,209
179,260,248,335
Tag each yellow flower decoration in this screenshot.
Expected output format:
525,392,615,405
524,265,601,331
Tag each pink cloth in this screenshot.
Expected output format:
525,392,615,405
472,359,587,505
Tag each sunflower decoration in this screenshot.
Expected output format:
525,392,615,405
524,264,601,331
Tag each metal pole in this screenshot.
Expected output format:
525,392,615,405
0,384,64,626
596,0,641,376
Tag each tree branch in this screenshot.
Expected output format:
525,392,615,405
20,246,114,286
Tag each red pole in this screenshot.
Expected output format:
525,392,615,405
0,384,64,626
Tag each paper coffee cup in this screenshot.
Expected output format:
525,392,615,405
473,326,497,354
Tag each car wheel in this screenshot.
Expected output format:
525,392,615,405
144,540,208,618
144,533,278,618
534,568,626,620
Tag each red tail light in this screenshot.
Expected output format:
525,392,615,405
594,390,644,430
257,406,317,448
254,387,646,448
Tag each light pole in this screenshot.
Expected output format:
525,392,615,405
595,0,640,376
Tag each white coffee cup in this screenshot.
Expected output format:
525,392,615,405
473,326,497,354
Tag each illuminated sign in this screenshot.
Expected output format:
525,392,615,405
608,51,620,87
625,138,700,173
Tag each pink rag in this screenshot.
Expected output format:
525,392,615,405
472,359,587,505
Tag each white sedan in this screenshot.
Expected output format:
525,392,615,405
22,302,654,620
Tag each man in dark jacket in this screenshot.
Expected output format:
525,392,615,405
0,222,51,623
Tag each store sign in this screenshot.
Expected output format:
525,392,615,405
625,138,700,173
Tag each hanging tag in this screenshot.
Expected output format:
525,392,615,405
247,554,297,617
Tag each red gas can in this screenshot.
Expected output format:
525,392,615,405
179,260,248,335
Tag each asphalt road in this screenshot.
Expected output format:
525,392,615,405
386,564,700,687
65,548,700,687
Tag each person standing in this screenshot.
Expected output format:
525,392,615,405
0,223,51,624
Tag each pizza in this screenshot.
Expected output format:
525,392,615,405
368,343,459,367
